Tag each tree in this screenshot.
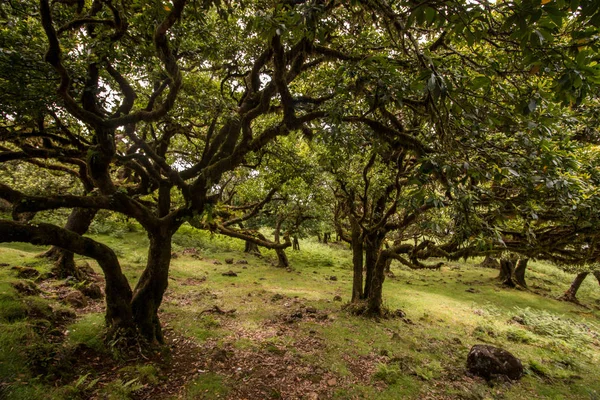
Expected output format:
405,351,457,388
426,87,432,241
1,0,599,344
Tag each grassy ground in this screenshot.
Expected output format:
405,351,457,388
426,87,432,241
1,224,599,399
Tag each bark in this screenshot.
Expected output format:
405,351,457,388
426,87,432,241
273,217,289,268
513,258,529,288
131,229,173,344
276,249,289,268
363,232,385,313
498,258,516,287
366,254,387,316
244,240,261,255
350,216,363,303
41,207,98,279
384,257,392,273
0,221,134,334
560,272,588,303
317,233,322,243
292,235,300,251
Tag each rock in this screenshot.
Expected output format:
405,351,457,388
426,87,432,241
333,295,342,302
63,291,88,308
327,378,337,386
225,258,234,264
12,280,40,296
213,261,223,265
79,282,103,299
329,276,338,281
236,259,248,264
171,252,179,259
465,288,480,293
11,266,40,279
271,293,285,302
391,309,406,318
291,311,303,319
0,262,10,267
466,344,523,381
222,270,237,277
305,306,317,314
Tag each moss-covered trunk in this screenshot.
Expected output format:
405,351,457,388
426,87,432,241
131,229,173,344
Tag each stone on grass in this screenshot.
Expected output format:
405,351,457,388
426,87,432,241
63,291,88,308
12,266,40,280
225,258,234,264
79,282,103,299
222,270,238,277
12,280,40,296
466,344,523,381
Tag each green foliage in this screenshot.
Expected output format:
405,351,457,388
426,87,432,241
99,378,144,400
373,363,403,385
513,307,600,347
182,373,229,400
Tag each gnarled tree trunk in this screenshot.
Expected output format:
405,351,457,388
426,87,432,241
513,258,529,288
131,229,173,344
350,216,363,303
366,254,388,317
498,258,516,287
560,272,589,303
244,240,261,255
292,235,300,251
363,231,385,315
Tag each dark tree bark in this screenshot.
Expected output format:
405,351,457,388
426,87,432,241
513,258,529,288
273,217,289,268
350,216,364,303
478,255,500,269
366,254,388,316
560,272,589,303
276,248,290,268
317,233,322,243
363,233,383,299
41,207,98,278
364,231,385,314
131,229,173,343
292,235,300,251
244,240,261,255
498,258,516,287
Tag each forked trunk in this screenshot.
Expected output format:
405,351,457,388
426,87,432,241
131,230,173,343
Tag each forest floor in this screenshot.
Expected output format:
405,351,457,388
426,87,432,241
1,225,600,399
